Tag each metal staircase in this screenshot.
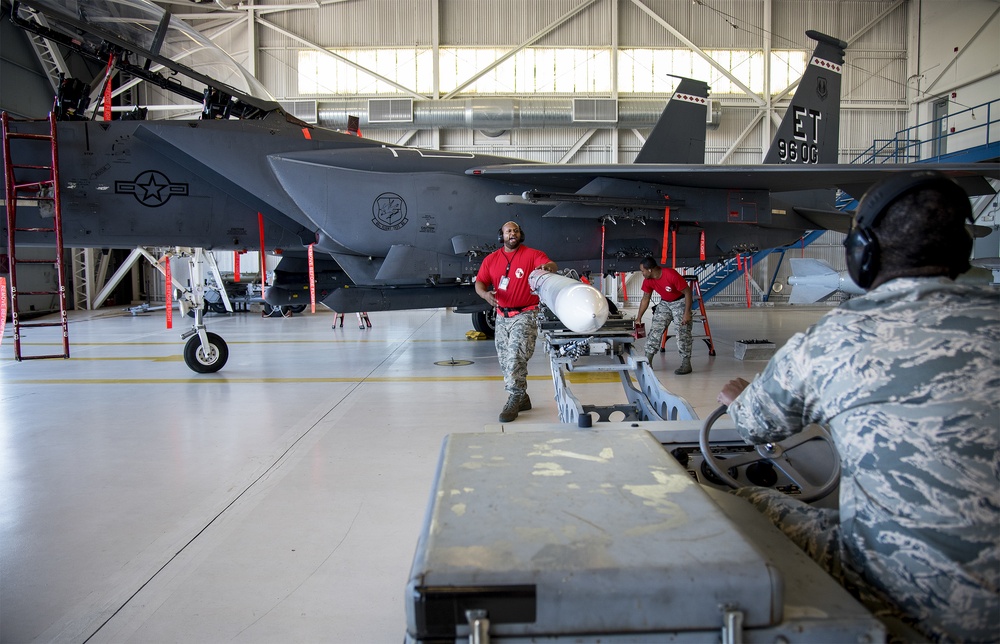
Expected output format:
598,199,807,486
693,230,829,303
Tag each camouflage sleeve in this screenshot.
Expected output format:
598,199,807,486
728,331,816,445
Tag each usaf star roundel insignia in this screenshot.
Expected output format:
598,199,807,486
115,170,188,207
372,192,408,231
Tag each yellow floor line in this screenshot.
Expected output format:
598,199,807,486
4,373,620,385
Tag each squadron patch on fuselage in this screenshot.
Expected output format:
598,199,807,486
372,192,408,231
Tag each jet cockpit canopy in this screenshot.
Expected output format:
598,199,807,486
11,0,280,118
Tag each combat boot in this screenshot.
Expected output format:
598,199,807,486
519,394,532,411
499,395,521,422
674,359,692,375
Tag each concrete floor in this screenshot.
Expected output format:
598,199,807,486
0,302,829,643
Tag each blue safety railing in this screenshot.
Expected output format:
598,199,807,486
693,97,999,304
695,230,828,303
852,98,1000,164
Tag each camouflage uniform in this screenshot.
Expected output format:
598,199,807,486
645,298,693,363
728,277,1000,642
495,310,539,397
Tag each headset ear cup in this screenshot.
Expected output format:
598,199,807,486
845,227,879,289
498,225,525,243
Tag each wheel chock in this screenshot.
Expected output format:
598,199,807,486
465,330,487,340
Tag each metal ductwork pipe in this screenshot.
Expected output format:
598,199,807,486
316,98,721,131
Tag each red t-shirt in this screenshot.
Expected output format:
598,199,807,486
641,268,688,302
476,245,552,310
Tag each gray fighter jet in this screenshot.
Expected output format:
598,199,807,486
4,0,997,373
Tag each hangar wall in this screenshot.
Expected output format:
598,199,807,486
191,0,998,165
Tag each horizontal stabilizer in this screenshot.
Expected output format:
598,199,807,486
795,208,853,233
788,285,837,305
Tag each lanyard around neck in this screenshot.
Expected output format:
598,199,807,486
503,246,521,277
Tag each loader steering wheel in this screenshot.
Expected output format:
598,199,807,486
699,405,840,503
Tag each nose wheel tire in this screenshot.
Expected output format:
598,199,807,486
699,405,841,503
472,309,496,338
183,332,229,373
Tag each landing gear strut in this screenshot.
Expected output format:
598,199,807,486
172,248,231,373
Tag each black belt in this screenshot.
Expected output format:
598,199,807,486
497,306,536,318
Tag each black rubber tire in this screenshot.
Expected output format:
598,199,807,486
183,332,229,373
472,310,496,338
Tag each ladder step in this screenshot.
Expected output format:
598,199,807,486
12,164,53,171
12,193,55,200
16,321,67,329
13,228,57,234
17,290,62,296
6,132,54,141
17,354,71,361
12,181,54,191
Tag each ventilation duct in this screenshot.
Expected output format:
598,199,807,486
316,97,721,130
573,98,618,123
368,98,414,123
279,100,318,124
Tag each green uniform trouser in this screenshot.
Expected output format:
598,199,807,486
495,310,538,397
645,299,692,362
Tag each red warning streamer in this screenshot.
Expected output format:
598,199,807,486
234,251,241,283
660,198,670,265
102,54,115,121
162,254,173,329
308,243,316,313
600,223,606,290
699,231,706,261
744,255,753,308
0,277,7,345
258,213,266,287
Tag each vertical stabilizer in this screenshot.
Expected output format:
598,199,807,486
763,31,847,165
634,77,710,164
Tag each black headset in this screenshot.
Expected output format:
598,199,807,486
844,170,971,289
497,223,525,243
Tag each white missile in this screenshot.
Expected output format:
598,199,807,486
529,269,609,333
786,258,864,304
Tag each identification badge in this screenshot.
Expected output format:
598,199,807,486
498,276,510,290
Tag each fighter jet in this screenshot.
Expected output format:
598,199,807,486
4,0,997,373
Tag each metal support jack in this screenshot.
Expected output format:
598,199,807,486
539,309,697,425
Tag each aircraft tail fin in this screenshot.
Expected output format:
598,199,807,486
787,258,839,304
786,257,866,303
763,31,848,165
634,77,709,164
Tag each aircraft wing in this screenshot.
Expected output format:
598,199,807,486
469,162,1000,196
793,208,854,233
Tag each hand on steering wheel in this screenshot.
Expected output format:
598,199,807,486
698,405,841,503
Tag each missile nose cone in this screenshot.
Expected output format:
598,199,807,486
530,269,610,333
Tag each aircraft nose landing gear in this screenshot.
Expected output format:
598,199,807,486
182,328,229,373
174,248,231,373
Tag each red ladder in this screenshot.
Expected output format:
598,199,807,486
660,275,716,356
2,111,70,360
